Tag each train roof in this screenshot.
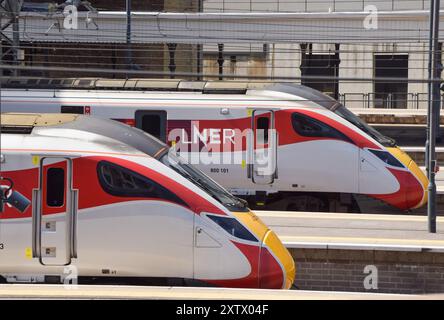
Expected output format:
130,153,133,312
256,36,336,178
1,77,280,93
1,113,168,159
1,78,337,110
1,113,81,133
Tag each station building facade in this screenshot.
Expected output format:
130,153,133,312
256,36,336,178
3,0,444,109
1,0,202,79
202,0,444,109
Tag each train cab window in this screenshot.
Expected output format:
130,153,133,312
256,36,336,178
292,112,353,144
97,161,187,207
368,149,404,168
207,215,257,242
256,117,270,144
46,168,65,207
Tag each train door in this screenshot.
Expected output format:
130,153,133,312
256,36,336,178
135,110,167,142
32,157,78,266
248,110,278,185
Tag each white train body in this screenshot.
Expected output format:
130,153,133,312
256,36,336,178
0,113,295,288
1,81,428,212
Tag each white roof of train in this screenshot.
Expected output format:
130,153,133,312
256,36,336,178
0,113,167,158
1,79,335,111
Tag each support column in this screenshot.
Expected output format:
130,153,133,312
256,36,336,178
299,43,308,81
11,0,18,76
427,0,441,233
333,43,341,100
167,43,177,79
1,0,23,76
125,0,133,74
217,43,224,80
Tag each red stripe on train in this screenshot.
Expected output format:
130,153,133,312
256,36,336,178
0,156,225,219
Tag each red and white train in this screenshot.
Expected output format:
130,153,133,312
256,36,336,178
1,78,429,213
0,113,295,288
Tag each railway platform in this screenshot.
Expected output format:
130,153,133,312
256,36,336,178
1,211,444,297
0,284,439,300
257,211,444,251
256,211,444,294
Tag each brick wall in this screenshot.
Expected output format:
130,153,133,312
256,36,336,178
290,248,444,294
22,42,165,78
26,0,165,11
26,0,200,12
17,1,201,79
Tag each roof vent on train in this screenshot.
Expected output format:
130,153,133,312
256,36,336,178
2,77,281,94
0,113,79,134
263,83,341,110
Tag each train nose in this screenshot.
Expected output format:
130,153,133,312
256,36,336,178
387,147,428,209
233,211,295,289
260,230,296,289
406,157,429,208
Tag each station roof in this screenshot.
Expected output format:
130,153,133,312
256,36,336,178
4,10,444,44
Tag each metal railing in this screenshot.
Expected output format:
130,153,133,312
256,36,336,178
209,0,434,13
339,92,444,109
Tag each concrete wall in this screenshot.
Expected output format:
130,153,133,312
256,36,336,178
203,42,436,109
204,0,441,13
22,42,165,78
164,43,200,79
337,44,373,108
201,1,442,110
18,1,201,79
290,248,444,294
25,0,165,11
203,54,268,79
266,44,302,79
338,43,430,109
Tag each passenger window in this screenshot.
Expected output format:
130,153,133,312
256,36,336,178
97,161,188,207
256,117,270,144
141,114,161,139
46,168,65,207
61,106,84,114
292,112,353,144
135,111,167,142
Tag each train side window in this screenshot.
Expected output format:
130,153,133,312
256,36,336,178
97,161,188,208
256,116,270,144
61,106,84,114
46,168,65,207
142,114,161,138
135,111,167,142
292,112,353,144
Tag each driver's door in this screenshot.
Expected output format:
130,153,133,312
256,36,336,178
32,157,77,266
248,110,278,185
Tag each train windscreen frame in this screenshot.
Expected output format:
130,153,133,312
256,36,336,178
331,105,396,147
160,151,249,212
265,83,397,147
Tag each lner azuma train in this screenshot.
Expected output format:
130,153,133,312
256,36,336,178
1,78,429,213
0,113,295,288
